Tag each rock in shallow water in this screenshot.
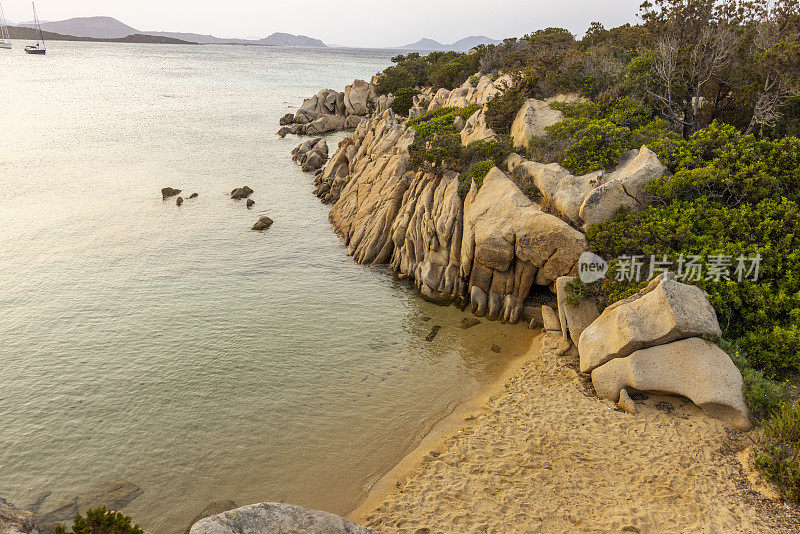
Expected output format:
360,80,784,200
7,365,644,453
231,186,254,200
189,502,376,534
251,216,273,231
161,187,181,199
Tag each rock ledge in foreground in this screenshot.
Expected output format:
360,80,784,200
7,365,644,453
189,502,376,534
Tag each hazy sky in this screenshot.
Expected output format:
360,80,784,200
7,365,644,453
2,0,643,47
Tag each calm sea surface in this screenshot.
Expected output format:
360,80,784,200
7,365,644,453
0,41,530,532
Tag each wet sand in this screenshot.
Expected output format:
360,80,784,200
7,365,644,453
351,331,800,533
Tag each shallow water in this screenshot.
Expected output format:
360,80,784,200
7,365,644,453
0,41,531,532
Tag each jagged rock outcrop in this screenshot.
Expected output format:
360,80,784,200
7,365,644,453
251,216,274,231
189,502,376,534
510,99,565,150
161,187,181,199
408,74,514,117
292,138,329,172
592,337,750,430
277,80,382,136
231,186,254,199
555,276,600,344
579,146,669,227
0,498,38,534
461,104,496,145
578,273,722,374
461,168,586,322
323,111,583,323
507,145,667,228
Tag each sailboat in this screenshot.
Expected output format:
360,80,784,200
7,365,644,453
24,2,45,55
0,0,12,49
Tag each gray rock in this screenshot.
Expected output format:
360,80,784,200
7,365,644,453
189,502,376,534
176,196,184,206
555,276,600,345
592,337,749,429
541,305,561,332
246,199,255,208
186,501,237,534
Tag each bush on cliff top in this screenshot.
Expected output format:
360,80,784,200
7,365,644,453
585,122,800,378
55,508,143,534
458,160,495,198
528,97,679,175
390,87,420,116
755,400,800,502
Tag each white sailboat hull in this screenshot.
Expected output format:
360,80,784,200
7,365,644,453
0,43,11,49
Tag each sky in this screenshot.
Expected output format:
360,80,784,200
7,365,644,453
1,0,644,48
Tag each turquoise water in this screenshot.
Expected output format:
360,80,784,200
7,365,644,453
0,41,530,532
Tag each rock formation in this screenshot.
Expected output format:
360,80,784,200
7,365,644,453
318,110,583,324
507,144,668,229
292,138,329,172
510,99,565,149
277,79,386,137
555,276,599,344
189,502,376,534
578,273,722,373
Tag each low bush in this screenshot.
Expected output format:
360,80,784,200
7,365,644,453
485,87,526,135
724,340,788,422
55,508,143,534
458,161,495,198
529,97,679,175
390,87,420,116
755,401,800,502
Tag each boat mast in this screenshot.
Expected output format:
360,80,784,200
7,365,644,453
0,1,10,43
32,2,44,47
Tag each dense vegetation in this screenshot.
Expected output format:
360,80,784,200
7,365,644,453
371,0,800,501
55,508,143,534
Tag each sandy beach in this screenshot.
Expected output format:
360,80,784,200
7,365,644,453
350,331,800,533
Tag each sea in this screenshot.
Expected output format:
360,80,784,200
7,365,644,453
0,41,529,532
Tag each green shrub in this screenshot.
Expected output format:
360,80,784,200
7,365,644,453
469,75,480,87
529,97,678,175
724,340,788,421
458,161,495,198
586,122,800,377
390,87,420,116
55,508,143,534
485,87,526,135
755,401,800,502
407,105,480,170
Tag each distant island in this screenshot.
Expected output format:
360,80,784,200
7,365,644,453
397,35,502,52
12,16,327,47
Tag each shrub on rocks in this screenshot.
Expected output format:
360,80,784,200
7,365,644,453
458,160,495,198
55,507,143,534
485,86,526,135
755,401,800,502
390,87,420,116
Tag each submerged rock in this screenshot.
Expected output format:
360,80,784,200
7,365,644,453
460,317,481,329
251,216,273,231
189,193,199,199
189,502,376,534
424,325,441,342
0,498,38,534
246,199,255,208
176,196,184,206
38,478,142,524
231,186,254,200
161,187,181,199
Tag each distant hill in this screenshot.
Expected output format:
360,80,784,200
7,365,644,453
19,16,139,39
399,35,502,52
257,32,325,47
8,25,196,45
15,15,327,47
146,30,327,47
